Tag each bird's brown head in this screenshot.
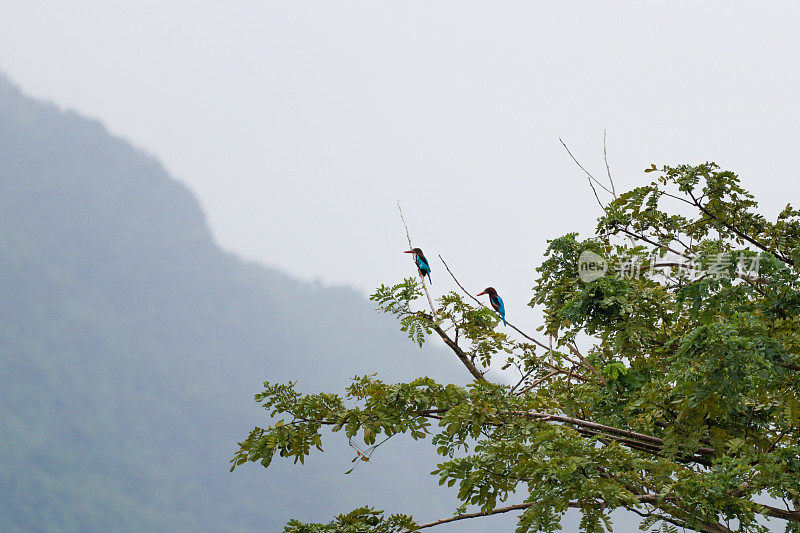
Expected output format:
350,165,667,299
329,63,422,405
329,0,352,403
477,287,497,297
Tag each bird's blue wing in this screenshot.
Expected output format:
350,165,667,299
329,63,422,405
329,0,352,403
416,256,431,274
496,296,505,316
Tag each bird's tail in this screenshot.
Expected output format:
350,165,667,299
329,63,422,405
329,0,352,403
427,272,432,285
502,315,507,326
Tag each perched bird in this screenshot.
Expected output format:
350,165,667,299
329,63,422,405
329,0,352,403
404,248,432,284
477,287,506,326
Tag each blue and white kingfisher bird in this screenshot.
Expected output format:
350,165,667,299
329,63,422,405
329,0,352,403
404,247,432,284
477,287,506,326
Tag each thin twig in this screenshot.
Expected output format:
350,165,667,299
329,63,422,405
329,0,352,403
510,367,535,393
603,130,617,200
617,227,692,260
742,403,756,443
397,201,436,314
559,137,612,210
766,426,791,453
562,342,605,383
658,189,697,207
514,370,559,396
559,137,613,195
687,191,794,266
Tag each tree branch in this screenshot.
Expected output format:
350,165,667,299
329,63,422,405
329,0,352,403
423,313,486,382
404,492,722,532
603,130,617,200
754,502,800,522
616,227,692,260
559,137,613,198
438,254,606,384
627,507,692,532
687,191,794,266
403,502,535,531
398,201,437,313
641,261,763,283
508,410,716,461
437,254,543,342
576,427,713,467
514,370,559,396
296,404,715,468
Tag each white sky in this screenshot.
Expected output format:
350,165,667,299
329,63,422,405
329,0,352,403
2,1,800,328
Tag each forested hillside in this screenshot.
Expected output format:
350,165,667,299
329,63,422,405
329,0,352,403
0,73,498,531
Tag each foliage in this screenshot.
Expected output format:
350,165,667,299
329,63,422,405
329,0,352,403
283,507,415,533
2,74,472,531
236,163,800,532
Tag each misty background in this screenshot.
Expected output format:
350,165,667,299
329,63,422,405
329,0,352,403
3,3,799,304
1,2,798,531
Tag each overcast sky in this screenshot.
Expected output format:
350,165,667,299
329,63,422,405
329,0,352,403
2,1,799,330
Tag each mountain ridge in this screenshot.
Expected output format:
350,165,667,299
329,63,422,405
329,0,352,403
0,72,499,531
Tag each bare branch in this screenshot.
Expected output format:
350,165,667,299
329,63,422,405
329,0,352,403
658,189,697,207
397,201,437,313
576,427,712,467
562,341,605,384
559,137,612,210
298,405,717,469
398,201,414,250
603,130,617,200
627,507,691,532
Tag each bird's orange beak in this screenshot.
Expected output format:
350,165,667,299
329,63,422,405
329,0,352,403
476,290,487,296
403,250,414,254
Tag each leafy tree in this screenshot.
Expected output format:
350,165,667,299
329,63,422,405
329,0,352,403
233,163,800,532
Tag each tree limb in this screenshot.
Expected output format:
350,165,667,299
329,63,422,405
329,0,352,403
559,137,613,199
508,410,716,459
404,492,730,533
423,314,486,382
687,191,794,266
403,502,535,532
398,201,437,313
438,254,606,384
616,227,692,260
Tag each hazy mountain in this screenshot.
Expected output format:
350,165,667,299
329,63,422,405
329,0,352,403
1,71,662,532
0,72,526,532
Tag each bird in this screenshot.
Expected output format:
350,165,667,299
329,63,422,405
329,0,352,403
477,287,506,326
404,248,432,284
